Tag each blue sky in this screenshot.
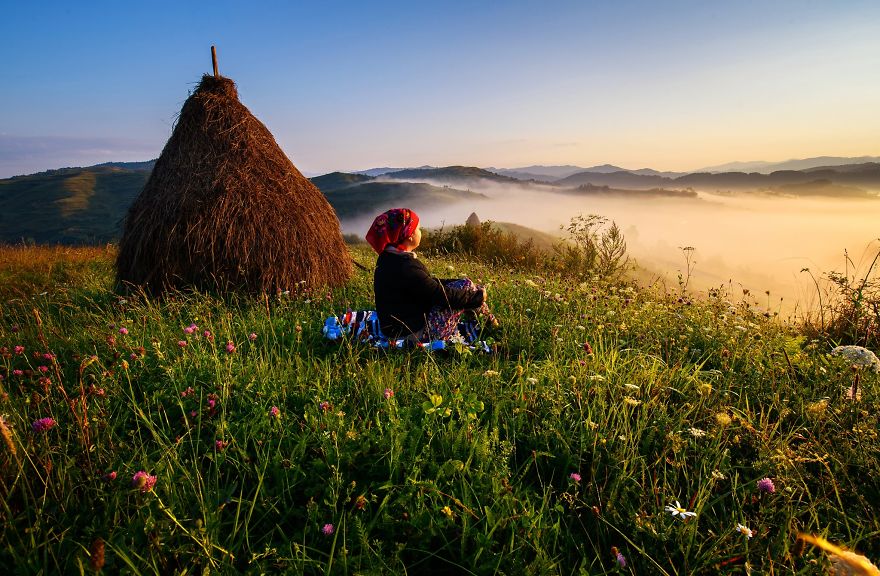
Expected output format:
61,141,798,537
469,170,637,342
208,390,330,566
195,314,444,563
1,0,878,177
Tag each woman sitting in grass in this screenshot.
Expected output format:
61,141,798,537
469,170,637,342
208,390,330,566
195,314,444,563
367,208,497,342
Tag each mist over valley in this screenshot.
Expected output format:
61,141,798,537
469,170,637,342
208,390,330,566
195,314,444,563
2,159,879,313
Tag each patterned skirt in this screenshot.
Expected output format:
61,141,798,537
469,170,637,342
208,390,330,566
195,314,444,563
424,278,488,341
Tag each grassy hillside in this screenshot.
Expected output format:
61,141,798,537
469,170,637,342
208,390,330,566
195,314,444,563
310,171,375,192
0,245,878,574
0,167,148,244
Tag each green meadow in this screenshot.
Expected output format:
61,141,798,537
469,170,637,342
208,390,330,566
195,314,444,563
0,242,878,574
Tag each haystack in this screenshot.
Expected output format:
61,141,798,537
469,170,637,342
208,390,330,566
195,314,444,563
116,74,351,294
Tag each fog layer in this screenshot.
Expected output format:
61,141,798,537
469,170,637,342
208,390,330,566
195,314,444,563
341,181,880,315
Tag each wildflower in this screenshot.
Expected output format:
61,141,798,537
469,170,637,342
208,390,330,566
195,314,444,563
623,396,641,407
38,365,49,373
354,495,367,510
207,398,216,410
31,417,56,433
527,377,538,384
583,342,594,354
215,440,228,451
736,523,754,538
688,427,707,438
103,471,117,481
14,345,24,355
130,353,139,361
440,505,454,519
184,323,198,335
383,388,394,399
177,340,188,348
42,352,54,361
203,330,213,341
131,471,157,493
611,547,626,568
483,369,499,377
711,470,726,480
13,370,23,377
757,478,775,493
715,412,732,427
181,386,194,398
665,501,697,520
248,332,257,341
321,523,334,535
807,399,828,416
225,341,236,354
319,401,331,412
698,382,713,395
118,327,128,335
269,406,281,418
569,472,582,483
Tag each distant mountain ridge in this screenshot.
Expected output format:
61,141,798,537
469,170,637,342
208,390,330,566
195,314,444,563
381,166,522,186
695,156,880,174
557,162,880,192
2,157,879,245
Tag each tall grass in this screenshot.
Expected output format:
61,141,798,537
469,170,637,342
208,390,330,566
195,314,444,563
0,244,877,574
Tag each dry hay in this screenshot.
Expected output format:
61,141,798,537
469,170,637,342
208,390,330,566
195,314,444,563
116,74,351,294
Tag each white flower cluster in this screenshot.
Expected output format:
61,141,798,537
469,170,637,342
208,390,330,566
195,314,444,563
831,345,880,373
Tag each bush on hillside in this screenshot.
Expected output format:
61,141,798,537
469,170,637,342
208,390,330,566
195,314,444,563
421,221,545,269
554,214,629,280
423,214,630,280
801,247,880,349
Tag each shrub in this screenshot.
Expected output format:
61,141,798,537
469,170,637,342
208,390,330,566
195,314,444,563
552,214,629,280
421,221,544,269
800,246,880,348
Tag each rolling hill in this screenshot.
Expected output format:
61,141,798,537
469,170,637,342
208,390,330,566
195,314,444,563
381,166,522,186
0,166,149,244
558,163,880,194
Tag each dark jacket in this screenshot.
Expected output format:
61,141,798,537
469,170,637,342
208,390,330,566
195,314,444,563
374,250,484,337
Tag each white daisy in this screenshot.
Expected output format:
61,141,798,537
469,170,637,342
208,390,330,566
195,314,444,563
665,501,697,520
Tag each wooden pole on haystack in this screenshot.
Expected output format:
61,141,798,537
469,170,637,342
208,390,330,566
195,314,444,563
211,45,219,77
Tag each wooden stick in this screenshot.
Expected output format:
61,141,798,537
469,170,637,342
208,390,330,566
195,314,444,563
211,45,219,77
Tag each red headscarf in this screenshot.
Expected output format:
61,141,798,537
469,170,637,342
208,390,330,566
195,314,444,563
365,208,420,254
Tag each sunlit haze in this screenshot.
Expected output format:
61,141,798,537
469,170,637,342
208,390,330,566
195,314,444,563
1,1,878,177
